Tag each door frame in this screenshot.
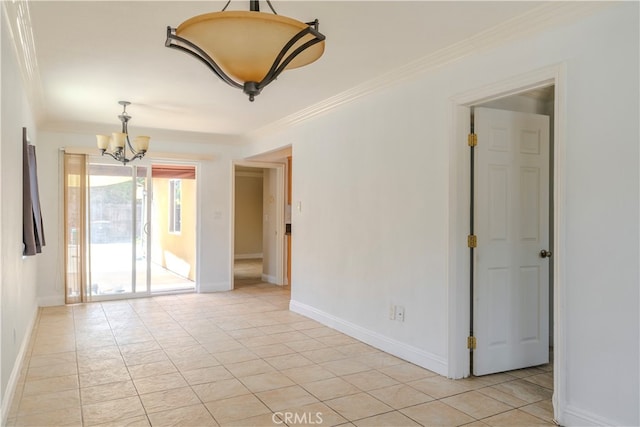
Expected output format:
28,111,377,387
447,65,566,419
230,160,286,288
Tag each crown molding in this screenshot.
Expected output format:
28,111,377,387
245,1,612,142
6,1,613,145
41,120,247,146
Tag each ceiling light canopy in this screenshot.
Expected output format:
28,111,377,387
165,0,325,101
96,101,149,165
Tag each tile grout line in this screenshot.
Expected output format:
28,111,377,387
11,285,555,427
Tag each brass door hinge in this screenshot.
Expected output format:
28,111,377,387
467,336,477,350
468,133,477,147
467,234,477,248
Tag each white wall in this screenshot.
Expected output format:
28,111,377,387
0,11,40,419
243,4,639,426
34,130,243,302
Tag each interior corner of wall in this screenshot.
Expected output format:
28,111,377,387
289,299,448,376
37,295,65,307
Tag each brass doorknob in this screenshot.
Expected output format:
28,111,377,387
540,250,552,258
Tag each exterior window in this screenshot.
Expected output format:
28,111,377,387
169,179,181,234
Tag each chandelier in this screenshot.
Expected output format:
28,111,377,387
165,0,325,101
96,101,150,164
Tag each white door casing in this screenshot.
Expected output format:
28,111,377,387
473,107,550,376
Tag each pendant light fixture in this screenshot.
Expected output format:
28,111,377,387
96,101,150,165
165,0,325,101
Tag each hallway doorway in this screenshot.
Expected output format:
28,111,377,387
448,66,563,421
470,95,553,376
231,161,285,289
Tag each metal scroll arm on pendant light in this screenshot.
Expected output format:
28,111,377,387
165,0,326,101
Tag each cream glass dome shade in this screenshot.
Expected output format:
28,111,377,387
176,11,324,84
166,2,325,101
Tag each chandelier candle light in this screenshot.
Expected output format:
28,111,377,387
96,101,150,164
165,0,325,101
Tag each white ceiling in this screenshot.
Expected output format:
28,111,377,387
12,1,595,142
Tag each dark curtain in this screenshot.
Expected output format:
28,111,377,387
23,127,45,255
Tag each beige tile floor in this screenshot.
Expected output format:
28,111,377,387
6,283,555,426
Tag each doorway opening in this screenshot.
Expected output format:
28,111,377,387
231,161,285,289
234,166,266,288
148,163,197,294
470,85,555,379
448,66,565,421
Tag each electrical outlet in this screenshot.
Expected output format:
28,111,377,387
389,304,396,320
396,306,405,322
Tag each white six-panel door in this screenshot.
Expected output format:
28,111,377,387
473,107,550,376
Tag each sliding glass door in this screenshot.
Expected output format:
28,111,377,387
65,155,197,302
148,164,197,293
87,162,151,298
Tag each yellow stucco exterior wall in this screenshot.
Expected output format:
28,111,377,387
152,177,196,281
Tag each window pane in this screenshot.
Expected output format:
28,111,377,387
169,179,182,234
88,164,134,295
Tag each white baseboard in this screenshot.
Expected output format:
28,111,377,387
199,281,231,292
234,253,263,260
561,404,623,427
1,305,38,424
38,295,64,307
261,274,278,285
289,300,447,376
